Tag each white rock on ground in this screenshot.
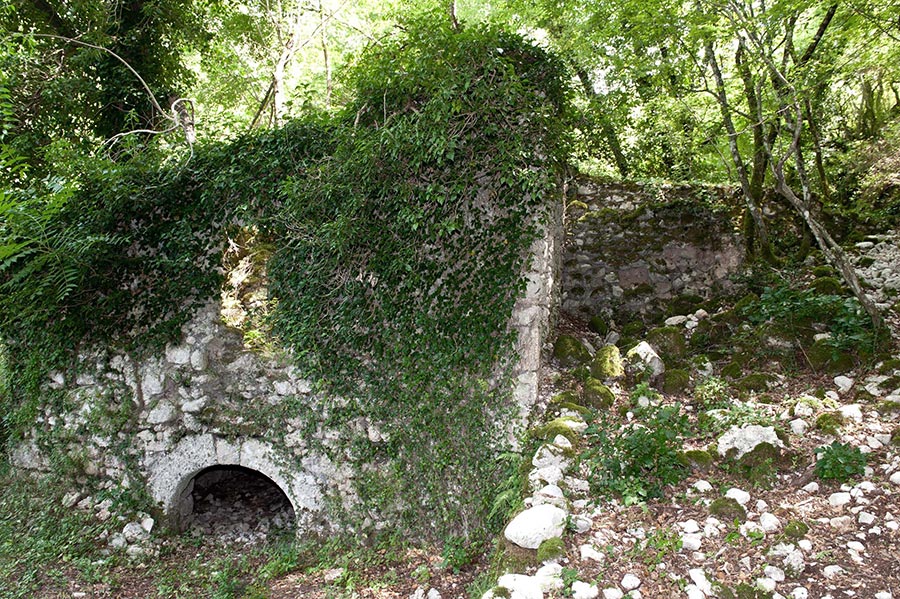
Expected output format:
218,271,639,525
572,581,600,599
688,569,713,595
725,487,751,505
495,574,543,599
834,376,854,393
535,564,563,591
759,513,780,532
621,573,640,591
829,492,852,507
717,425,783,459
600,587,621,599
504,504,567,549
681,533,703,551
839,404,863,422
625,342,665,378
889,471,900,486
580,544,605,562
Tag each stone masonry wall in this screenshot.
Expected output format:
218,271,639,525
562,180,745,321
11,202,561,535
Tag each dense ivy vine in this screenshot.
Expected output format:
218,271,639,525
1,19,570,541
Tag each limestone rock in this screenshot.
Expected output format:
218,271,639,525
625,342,665,379
504,504,567,549
717,424,783,459
495,574,543,599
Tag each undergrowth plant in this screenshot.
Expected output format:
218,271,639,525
582,400,688,505
815,442,867,482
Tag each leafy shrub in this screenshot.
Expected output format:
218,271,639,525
815,442,867,482
694,376,730,409
582,402,688,504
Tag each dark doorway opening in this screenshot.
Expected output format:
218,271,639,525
177,465,295,543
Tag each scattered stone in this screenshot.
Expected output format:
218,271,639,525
839,404,863,422
802,482,819,493
718,425,783,459
829,492,852,507
693,480,713,493
620,573,640,591
764,566,785,582
685,585,705,599
757,578,777,593
681,533,702,551
625,342,665,379
599,587,621,599
504,504,567,549
573,581,601,599
725,487,751,506
760,513,780,532
830,516,854,532
496,574,543,599
580,544,605,562
688,569,713,595
889,471,900,486
679,519,701,534
792,588,809,599
834,376,854,394
535,563,564,592
859,512,876,525
822,565,843,578
790,419,809,435
324,568,345,582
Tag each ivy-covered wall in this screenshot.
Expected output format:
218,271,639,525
1,22,569,541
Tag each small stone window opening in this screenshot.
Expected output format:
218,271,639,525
176,465,295,543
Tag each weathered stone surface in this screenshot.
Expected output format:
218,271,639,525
504,504,567,549
717,425,783,459
625,342,665,379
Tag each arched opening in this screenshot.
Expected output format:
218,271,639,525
176,464,296,543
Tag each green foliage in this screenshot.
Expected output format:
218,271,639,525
632,526,682,565
582,400,688,504
694,376,731,409
739,283,878,358
815,442,867,483
783,520,809,540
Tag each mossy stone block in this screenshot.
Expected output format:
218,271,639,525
662,368,690,394
588,315,609,336
679,449,713,472
536,537,565,562
721,361,743,380
815,411,844,435
811,265,835,278
582,377,615,409
805,339,854,373
709,497,747,522
647,326,687,361
590,345,625,380
737,373,772,392
784,520,809,539
809,276,843,295
553,334,591,367
551,391,580,405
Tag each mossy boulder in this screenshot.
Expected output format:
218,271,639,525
815,412,844,435
737,373,773,392
622,321,645,338
646,326,687,362
812,265,835,278
877,359,900,375
679,449,713,472
551,391,580,405
662,368,691,394
721,361,743,380
805,339,854,373
536,537,565,562
733,442,781,487
530,417,585,445
666,293,704,316
582,377,615,409
553,335,591,367
809,276,843,295
588,315,609,336
709,497,747,522
589,345,625,380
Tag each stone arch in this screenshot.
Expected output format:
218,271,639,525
146,434,323,532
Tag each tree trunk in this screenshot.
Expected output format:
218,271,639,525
706,40,773,260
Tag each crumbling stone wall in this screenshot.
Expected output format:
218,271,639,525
562,180,744,322
10,207,562,535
